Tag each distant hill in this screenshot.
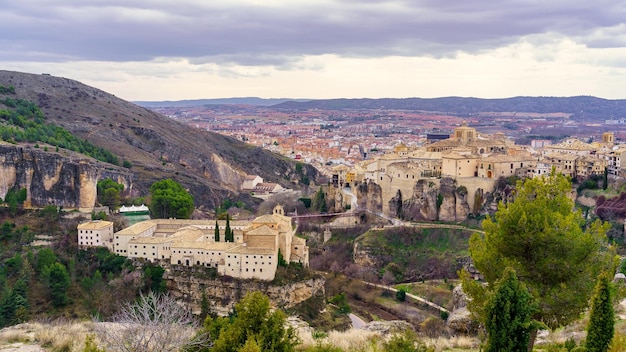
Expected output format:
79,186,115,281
0,71,318,210
272,96,626,120
135,97,311,107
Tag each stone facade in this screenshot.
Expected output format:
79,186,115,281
105,205,308,281
77,220,114,250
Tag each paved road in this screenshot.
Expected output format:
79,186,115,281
348,313,367,329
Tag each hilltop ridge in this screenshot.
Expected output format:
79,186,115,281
0,70,318,210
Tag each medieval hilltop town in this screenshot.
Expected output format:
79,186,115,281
77,122,619,281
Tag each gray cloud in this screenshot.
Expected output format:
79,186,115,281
1,0,625,67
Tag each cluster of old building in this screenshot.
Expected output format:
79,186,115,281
330,122,619,216
77,205,308,281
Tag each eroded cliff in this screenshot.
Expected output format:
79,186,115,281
164,266,325,315
0,143,132,210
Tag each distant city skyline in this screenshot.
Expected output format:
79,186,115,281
3,1,626,101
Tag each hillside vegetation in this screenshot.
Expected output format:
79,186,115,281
0,95,118,165
356,227,474,282
0,208,167,327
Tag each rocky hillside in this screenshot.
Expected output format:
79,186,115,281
0,70,318,210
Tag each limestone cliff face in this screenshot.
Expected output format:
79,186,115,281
356,181,382,213
0,144,132,209
361,177,474,222
400,179,439,221
164,266,325,315
438,178,458,222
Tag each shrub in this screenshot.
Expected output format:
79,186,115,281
395,288,406,302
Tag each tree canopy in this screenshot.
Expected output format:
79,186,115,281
97,178,124,209
463,172,614,348
149,179,194,219
199,291,298,352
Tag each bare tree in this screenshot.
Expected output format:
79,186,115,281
382,270,396,287
94,291,209,352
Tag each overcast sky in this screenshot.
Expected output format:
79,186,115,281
3,0,626,101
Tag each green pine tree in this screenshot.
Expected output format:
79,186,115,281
42,262,71,307
586,273,614,352
462,172,614,350
215,220,220,242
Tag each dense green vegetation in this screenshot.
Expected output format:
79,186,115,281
196,291,299,352
484,267,538,352
586,273,615,352
149,178,195,219
463,172,615,350
0,95,119,165
0,208,164,328
97,178,124,210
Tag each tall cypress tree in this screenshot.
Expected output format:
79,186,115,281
484,267,538,352
586,273,614,352
214,220,220,242
225,215,232,242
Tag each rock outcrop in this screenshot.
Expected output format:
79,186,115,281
390,178,471,222
0,143,132,210
361,320,413,334
356,181,382,213
447,285,479,335
164,266,325,315
400,179,439,221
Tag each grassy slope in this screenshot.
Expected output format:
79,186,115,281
357,227,474,281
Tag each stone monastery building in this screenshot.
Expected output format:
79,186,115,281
78,205,308,281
